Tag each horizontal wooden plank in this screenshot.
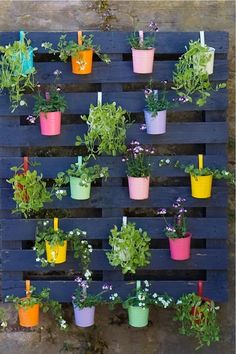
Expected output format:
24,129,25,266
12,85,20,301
0,155,227,178
1,186,228,210
0,31,228,54
2,249,227,271
0,122,228,147
0,217,227,241
1,279,228,302
0,89,228,116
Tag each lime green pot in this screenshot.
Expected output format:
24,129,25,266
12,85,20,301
69,176,91,200
128,306,149,328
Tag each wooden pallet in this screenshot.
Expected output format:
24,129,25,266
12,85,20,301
0,31,228,302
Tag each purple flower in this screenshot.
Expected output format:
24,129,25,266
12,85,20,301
149,21,159,32
157,208,167,215
102,283,112,291
26,115,37,124
176,197,186,203
140,124,147,131
53,69,62,76
75,276,82,283
173,202,180,208
144,88,153,97
165,225,176,233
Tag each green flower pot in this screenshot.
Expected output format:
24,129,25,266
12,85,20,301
128,306,149,328
69,176,91,200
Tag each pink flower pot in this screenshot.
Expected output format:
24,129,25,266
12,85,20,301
131,48,155,74
169,233,191,261
73,304,95,328
144,110,167,135
128,176,150,200
39,111,61,136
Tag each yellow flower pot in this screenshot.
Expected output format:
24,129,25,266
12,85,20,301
45,240,67,264
190,174,213,198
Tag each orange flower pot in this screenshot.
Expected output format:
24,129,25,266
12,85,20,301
71,49,93,74
18,301,40,327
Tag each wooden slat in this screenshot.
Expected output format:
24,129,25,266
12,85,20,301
1,186,228,210
0,31,228,54
2,249,227,271
0,89,228,116
1,217,228,241
0,122,228,147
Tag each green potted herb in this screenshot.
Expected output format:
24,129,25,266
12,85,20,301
128,22,158,74
157,197,192,261
123,141,153,200
106,221,151,274
5,281,67,330
172,40,226,107
0,31,37,111
55,156,109,200
76,103,131,158
32,70,67,136
34,219,92,275
144,80,173,134
109,280,173,328
42,33,110,75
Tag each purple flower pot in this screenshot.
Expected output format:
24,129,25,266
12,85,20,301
144,109,166,135
73,304,95,327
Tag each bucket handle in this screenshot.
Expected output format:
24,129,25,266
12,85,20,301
25,280,31,298
23,156,29,173
54,217,59,231
197,280,203,297
200,31,205,47
19,31,25,44
198,154,204,170
78,31,82,46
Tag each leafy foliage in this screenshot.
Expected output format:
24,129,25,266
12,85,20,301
0,34,36,111
106,222,151,274
128,32,156,49
0,308,7,330
124,141,153,177
34,220,92,275
172,40,226,106
145,80,173,115
76,102,131,157
174,293,220,349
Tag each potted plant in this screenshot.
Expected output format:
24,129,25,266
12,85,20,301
172,40,226,106
0,31,37,111
5,281,67,330
42,33,111,75
123,141,154,200
144,80,173,134
106,221,151,274
32,70,67,136
7,161,66,218
55,157,109,200
72,277,115,328
76,102,131,158
128,21,159,74
34,219,92,276
157,197,191,261
109,281,173,328
159,155,235,199
174,283,220,349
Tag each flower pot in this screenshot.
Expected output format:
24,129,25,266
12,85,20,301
194,47,215,75
128,176,150,200
69,176,91,200
73,304,95,327
18,302,40,327
131,48,155,74
128,306,149,328
144,109,166,135
71,49,93,74
39,111,61,136
45,240,67,264
190,174,213,199
169,233,191,261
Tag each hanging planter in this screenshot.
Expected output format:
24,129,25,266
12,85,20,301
16,31,34,75
194,31,215,75
39,111,62,136
18,302,40,327
73,305,95,327
69,176,91,200
45,240,67,264
128,176,150,200
169,232,191,261
190,174,213,199
144,109,166,135
128,306,149,328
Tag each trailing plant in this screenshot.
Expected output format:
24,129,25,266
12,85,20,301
145,80,173,115
172,40,226,106
157,197,189,239
123,140,154,177
7,162,66,218
0,308,7,330
55,160,109,189
0,33,37,111
76,102,131,157
5,285,68,330
159,158,235,184
34,220,92,275
174,293,220,349
42,34,110,68
128,21,159,49
106,222,151,274
72,277,116,309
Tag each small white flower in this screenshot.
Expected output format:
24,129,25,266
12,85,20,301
113,293,118,298
144,288,149,292
138,302,142,307
19,100,26,106
82,231,87,235
41,43,45,47
176,299,182,305
144,280,149,287
43,221,49,226
215,306,220,310
153,293,157,298
165,159,170,164
1,321,7,328
32,246,36,250
36,257,41,262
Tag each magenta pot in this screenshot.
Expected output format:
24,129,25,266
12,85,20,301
39,111,61,136
128,176,150,200
144,110,166,135
131,48,155,74
169,233,192,261
73,304,95,327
